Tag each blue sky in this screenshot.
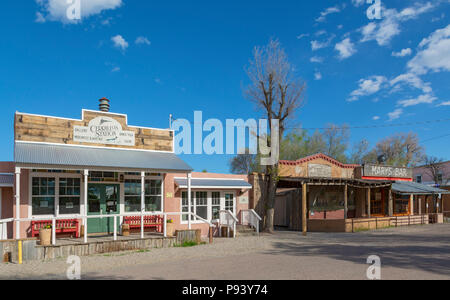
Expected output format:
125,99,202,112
0,0,449,172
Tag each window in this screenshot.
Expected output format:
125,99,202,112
225,193,234,213
89,171,119,182
195,192,208,220
394,194,410,215
181,191,194,221
416,175,422,183
437,173,443,185
371,190,383,216
59,178,81,214
124,179,162,212
145,180,162,212
212,192,221,220
32,177,55,215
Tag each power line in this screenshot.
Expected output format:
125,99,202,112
421,133,450,143
183,118,450,131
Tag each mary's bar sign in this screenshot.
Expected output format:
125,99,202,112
74,116,135,146
362,164,412,179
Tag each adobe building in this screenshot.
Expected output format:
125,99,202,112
0,99,254,243
249,153,449,233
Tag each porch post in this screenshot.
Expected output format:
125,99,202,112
141,171,145,239
302,182,307,236
187,173,192,230
14,167,20,240
367,188,371,218
83,169,88,244
344,184,348,220
410,194,414,215
418,196,422,214
388,188,394,217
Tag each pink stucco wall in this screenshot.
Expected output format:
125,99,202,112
164,172,250,237
413,161,450,185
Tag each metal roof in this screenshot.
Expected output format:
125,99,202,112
14,142,193,173
175,178,252,189
0,174,14,187
392,181,450,195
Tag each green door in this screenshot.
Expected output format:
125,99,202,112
87,184,119,234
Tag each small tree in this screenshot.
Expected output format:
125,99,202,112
423,156,445,186
244,39,306,232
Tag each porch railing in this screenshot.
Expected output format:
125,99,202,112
219,210,238,238
240,209,262,234
0,212,215,245
0,218,13,240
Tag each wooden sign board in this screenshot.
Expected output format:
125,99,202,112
363,164,412,179
15,110,174,152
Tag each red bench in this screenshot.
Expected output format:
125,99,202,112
31,219,80,238
123,216,163,233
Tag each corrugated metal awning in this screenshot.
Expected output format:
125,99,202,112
14,142,193,173
392,181,450,195
175,178,252,189
0,174,14,187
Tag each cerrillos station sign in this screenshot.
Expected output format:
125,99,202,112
74,116,135,146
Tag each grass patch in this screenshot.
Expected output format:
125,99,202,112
174,241,200,248
136,249,151,253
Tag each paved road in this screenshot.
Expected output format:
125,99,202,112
2,224,450,280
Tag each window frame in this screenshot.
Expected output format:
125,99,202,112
29,172,83,218
122,174,164,214
180,190,236,224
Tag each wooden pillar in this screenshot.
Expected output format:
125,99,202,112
367,188,371,218
388,188,394,217
302,183,307,236
141,171,145,239
418,196,422,215
344,184,348,220
410,194,414,215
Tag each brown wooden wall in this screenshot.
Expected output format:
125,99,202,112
14,110,174,152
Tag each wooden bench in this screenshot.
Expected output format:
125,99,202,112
123,216,163,233
31,219,80,238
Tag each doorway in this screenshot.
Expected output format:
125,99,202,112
87,184,120,234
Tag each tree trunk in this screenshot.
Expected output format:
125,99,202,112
263,171,278,233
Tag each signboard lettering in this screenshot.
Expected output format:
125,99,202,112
363,164,412,179
308,164,332,178
74,117,135,146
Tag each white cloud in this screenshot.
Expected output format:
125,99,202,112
316,6,341,22
296,33,309,40
111,35,128,51
360,2,435,46
35,12,46,23
35,0,122,24
388,109,403,121
135,36,151,45
397,94,438,107
349,76,387,101
310,56,324,63
392,48,412,57
351,0,365,7
111,66,120,72
373,116,380,121
390,73,432,94
408,24,450,75
438,101,450,106
335,38,356,59
314,72,322,80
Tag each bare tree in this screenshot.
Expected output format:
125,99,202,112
229,149,259,175
322,124,350,163
423,156,445,186
375,132,424,167
244,39,306,232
